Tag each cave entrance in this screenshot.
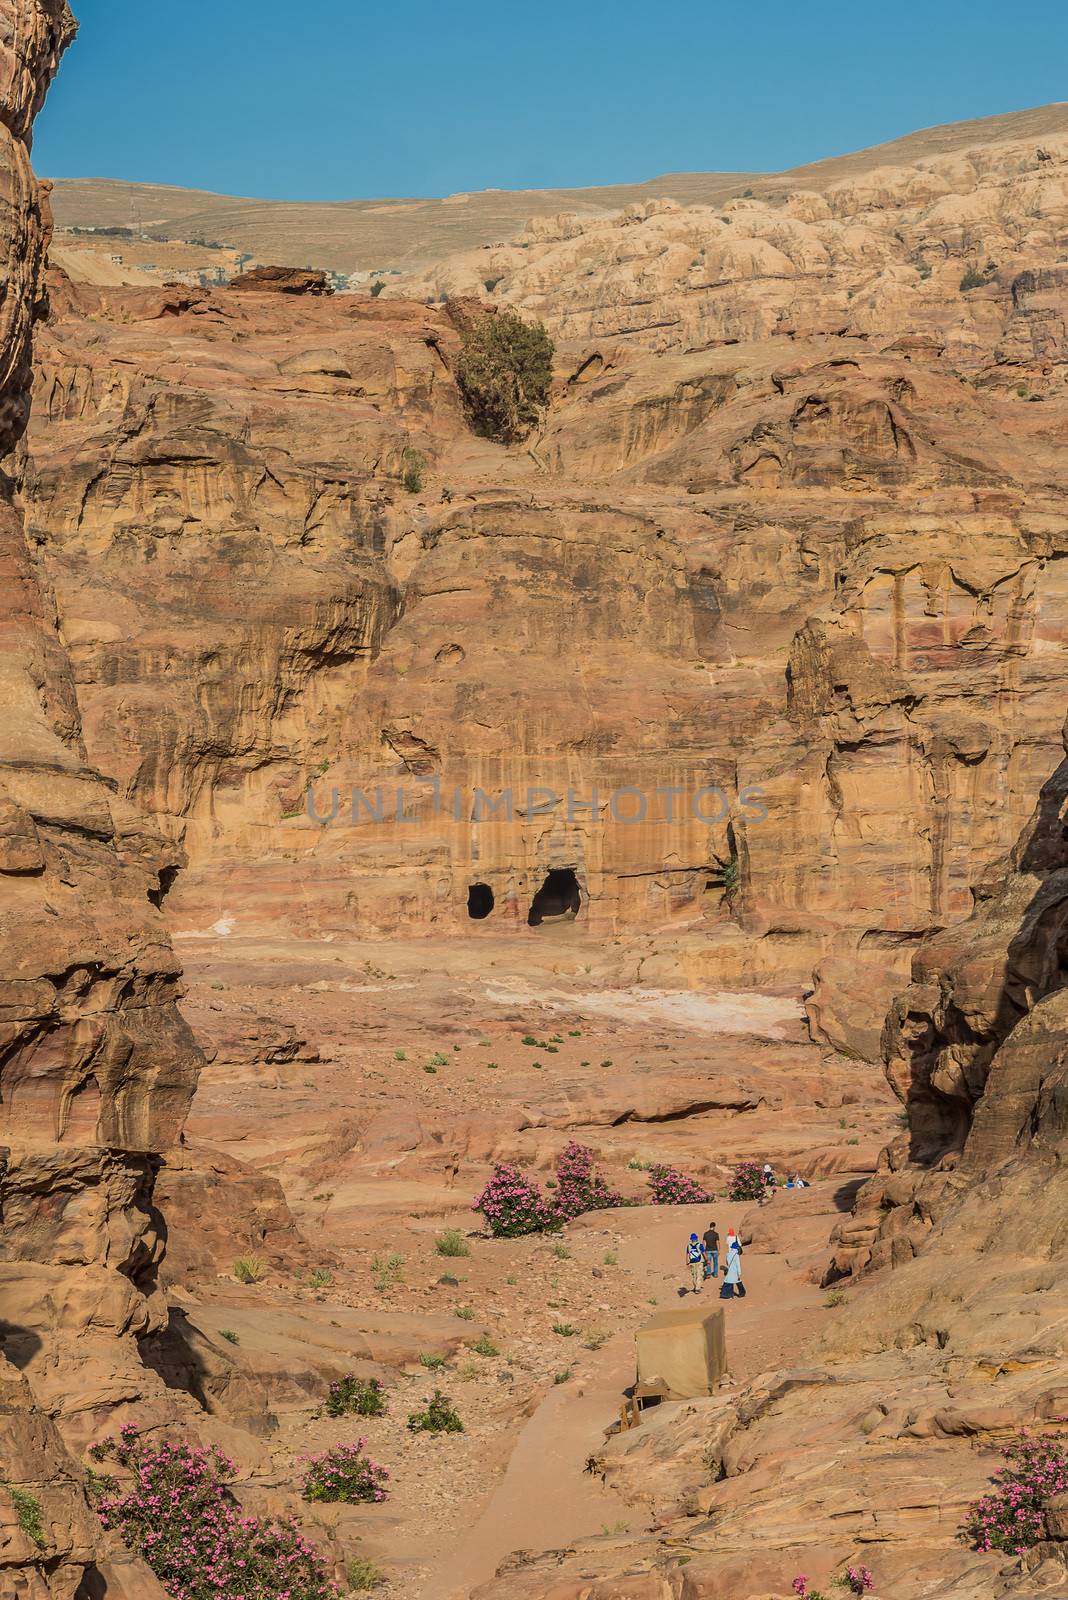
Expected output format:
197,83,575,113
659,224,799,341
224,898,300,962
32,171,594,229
467,882,494,920
148,864,179,909
528,868,581,927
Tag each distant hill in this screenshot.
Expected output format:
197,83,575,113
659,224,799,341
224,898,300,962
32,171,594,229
48,101,1068,277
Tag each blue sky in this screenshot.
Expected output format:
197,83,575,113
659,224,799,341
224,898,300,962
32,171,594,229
35,0,1068,200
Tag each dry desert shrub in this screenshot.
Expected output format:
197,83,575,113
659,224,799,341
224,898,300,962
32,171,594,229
455,311,554,442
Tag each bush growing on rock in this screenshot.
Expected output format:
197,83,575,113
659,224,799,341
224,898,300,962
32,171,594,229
960,260,996,291
400,445,426,492
325,1374,386,1418
553,1140,626,1220
648,1164,712,1204
964,1429,1068,1553
472,1161,558,1236
472,1142,625,1235
728,1160,765,1201
10,1487,44,1549
371,1251,404,1290
302,1442,390,1504
455,310,554,442
347,1555,387,1591
407,1389,464,1434
793,1571,874,1598
87,1426,339,1600
232,1254,267,1284
835,1570,875,1595
435,1228,470,1257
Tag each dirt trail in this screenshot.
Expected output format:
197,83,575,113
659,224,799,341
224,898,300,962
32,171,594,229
433,1198,826,1597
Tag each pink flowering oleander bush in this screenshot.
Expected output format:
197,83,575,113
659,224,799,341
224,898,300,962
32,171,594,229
792,1568,874,1598
834,1569,874,1595
472,1161,559,1236
552,1140,627,1220
473,1143,626,1236
648,1163,711,1205
87,1425,339,1600
964,1429,1068,1554
301,1441,389,1504
729,1159,765,1201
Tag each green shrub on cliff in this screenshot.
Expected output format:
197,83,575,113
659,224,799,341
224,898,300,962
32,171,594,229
455,311,554,442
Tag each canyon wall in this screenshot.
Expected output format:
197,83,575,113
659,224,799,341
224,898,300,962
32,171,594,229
19,118,1068,1049
0,6,204,1595
830,717,1068,1286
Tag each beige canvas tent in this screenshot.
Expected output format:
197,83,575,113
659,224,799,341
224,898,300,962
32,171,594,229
635,1303,726,1400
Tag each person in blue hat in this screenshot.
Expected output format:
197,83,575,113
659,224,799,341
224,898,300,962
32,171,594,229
720,1235,746,1299
684,1231,705,1293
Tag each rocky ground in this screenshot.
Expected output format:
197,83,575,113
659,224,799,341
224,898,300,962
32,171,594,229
152,927,892,1597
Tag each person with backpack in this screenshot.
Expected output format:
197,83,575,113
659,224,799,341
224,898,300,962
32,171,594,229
720,1236,746,1299
685,1232,705,1292
702,1220,720,1278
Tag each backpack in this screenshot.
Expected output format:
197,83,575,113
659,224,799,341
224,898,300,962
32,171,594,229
686,1240,703,1263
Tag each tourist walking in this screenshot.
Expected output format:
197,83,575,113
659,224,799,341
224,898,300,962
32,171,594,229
702,1220,720,1278
720,1237,746,1299
685,1232,705,1292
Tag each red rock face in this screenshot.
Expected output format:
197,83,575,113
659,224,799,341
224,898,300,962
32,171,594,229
0,7,205,1596
229,264,333,295
20,129,1068,1056
831,734,1068,1280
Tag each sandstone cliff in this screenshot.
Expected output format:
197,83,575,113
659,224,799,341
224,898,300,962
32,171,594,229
20,120,1068,1056
0,5,206,1596
830,712,1068,1285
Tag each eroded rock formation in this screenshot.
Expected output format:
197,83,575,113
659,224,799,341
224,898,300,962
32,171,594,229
0,5,206,1595
830,717,1068,1281
17,116,1068,1052
455,608,1068,1600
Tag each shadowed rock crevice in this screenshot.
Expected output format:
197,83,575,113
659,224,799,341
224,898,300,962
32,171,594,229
527,867,582,926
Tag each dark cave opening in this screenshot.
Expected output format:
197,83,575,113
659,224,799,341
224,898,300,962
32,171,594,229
467,882,495,920
148,865,179,909
528,867,582,927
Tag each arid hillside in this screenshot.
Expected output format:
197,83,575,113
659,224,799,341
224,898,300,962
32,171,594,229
47,100,1068,276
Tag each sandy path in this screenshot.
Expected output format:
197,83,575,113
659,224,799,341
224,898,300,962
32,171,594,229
433,1198,825,1597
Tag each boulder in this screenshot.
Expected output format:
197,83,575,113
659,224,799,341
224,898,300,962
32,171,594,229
229,264,332,295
